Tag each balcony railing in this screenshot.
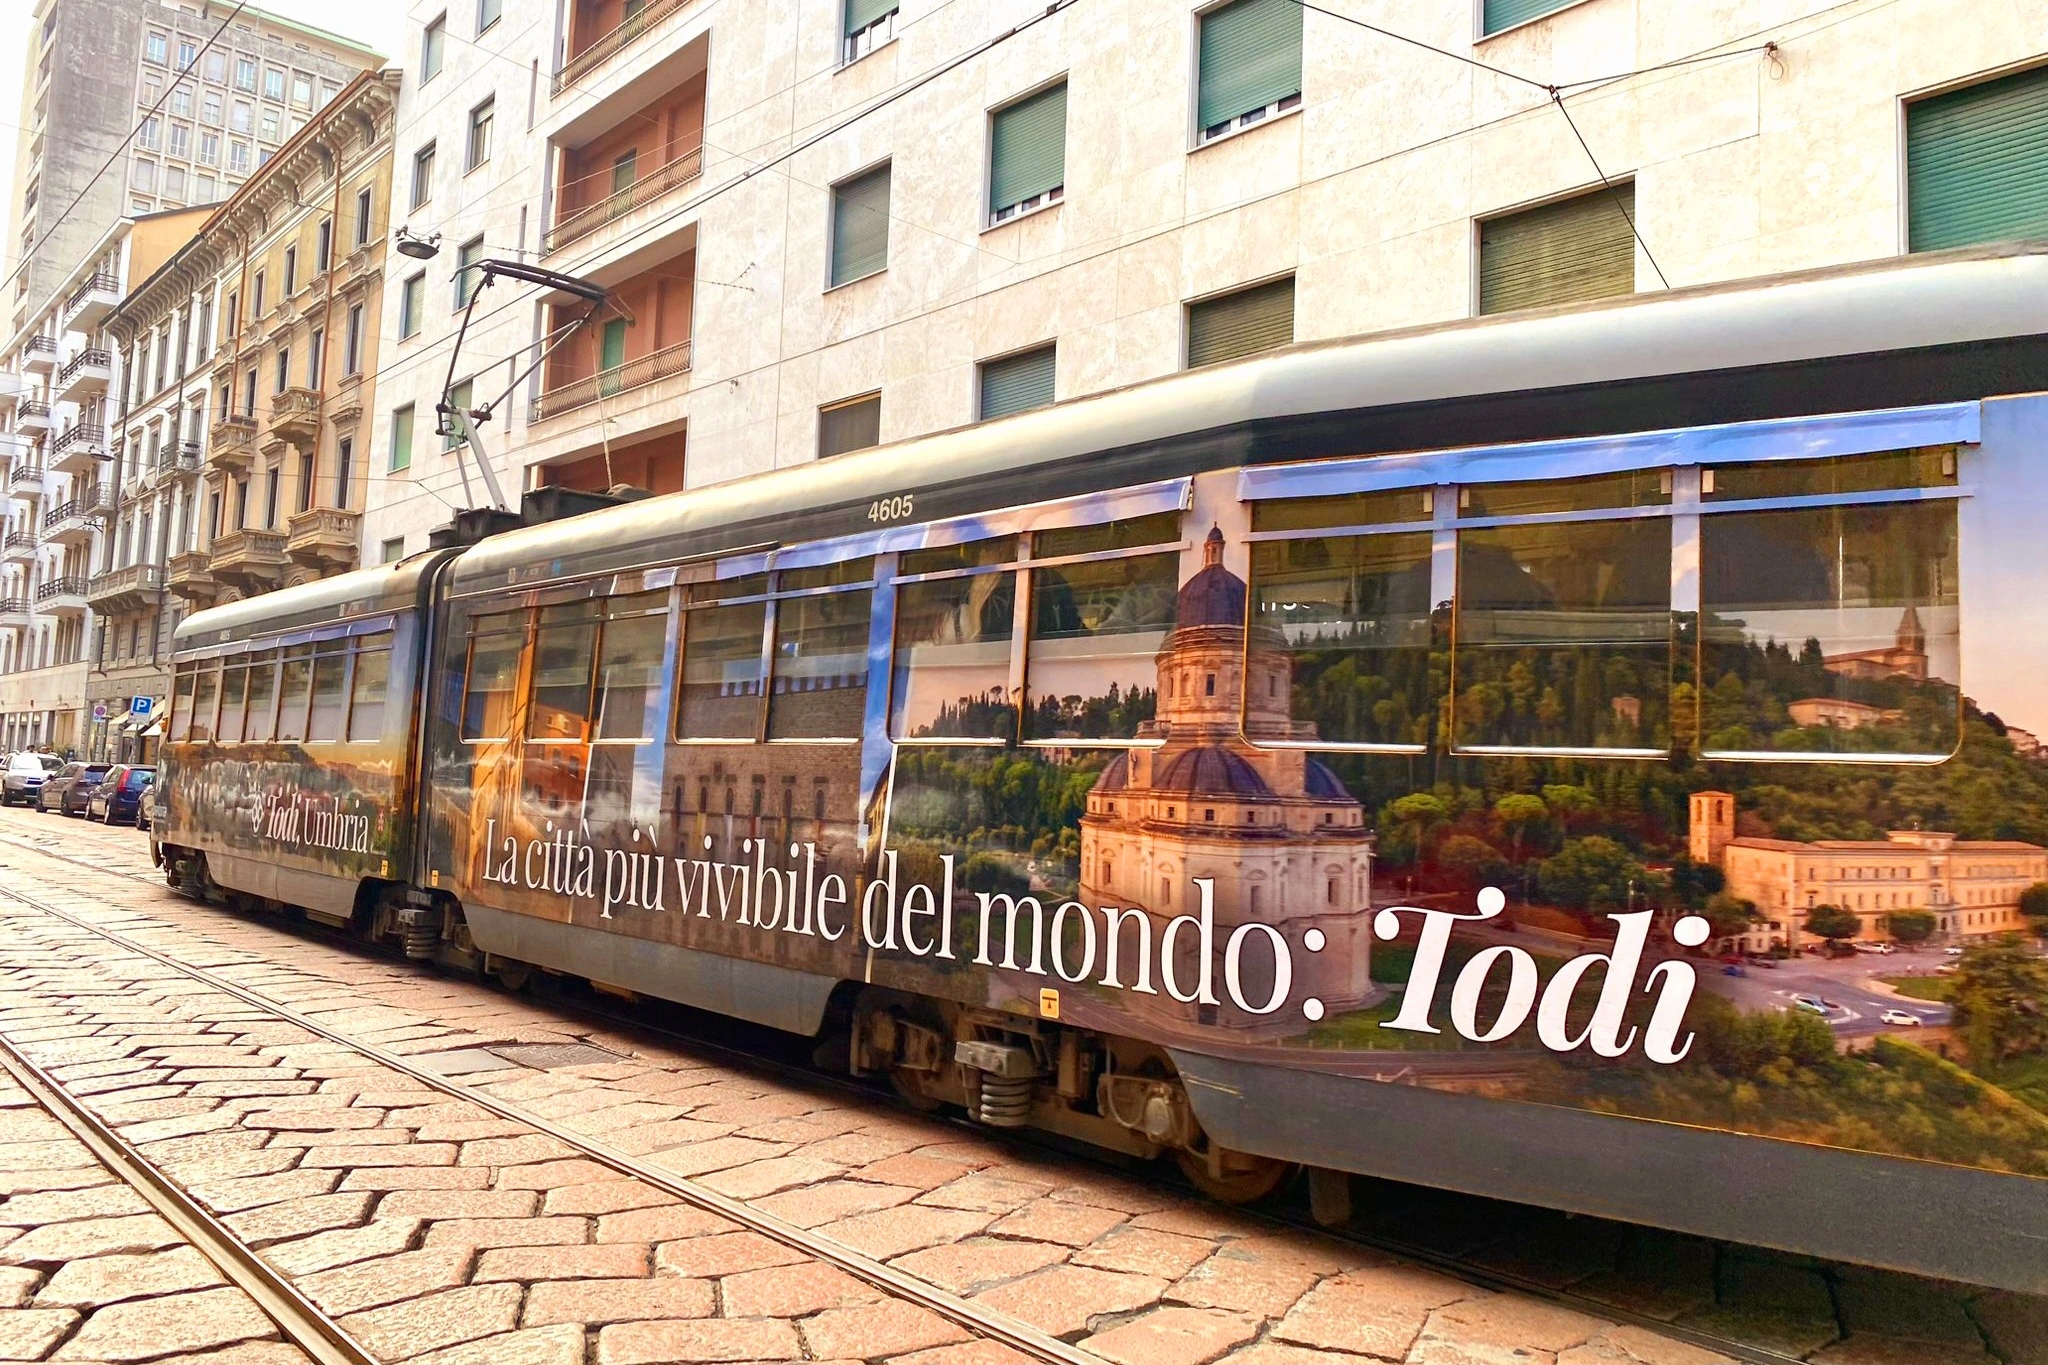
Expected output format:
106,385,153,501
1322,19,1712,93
9,464,43,491
20,336,57,371
532,340,691,421
544,148,702,256
36,576,88,604
552,0,687,93
16,400,51,430
2,531,34,559
286,506,361,569
160,440,202,475
87,562,164,612
0,597,27,627
270,386,323,442
68,271,118,311
57,347,111,387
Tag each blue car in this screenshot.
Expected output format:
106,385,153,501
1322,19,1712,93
88,765,156,825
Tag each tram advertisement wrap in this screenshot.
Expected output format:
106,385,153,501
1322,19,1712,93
425,441,2048,1184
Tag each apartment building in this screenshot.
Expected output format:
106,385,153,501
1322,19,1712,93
0,208,208,755
7,0,379,338
357,0,2048,557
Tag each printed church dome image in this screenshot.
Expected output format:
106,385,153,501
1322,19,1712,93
1079,527,1378,1029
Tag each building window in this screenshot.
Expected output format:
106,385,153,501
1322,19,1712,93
259,109,279,142
422,17,446,83
229,142,250,173
1196,0,1302,144
235,57,256,91
138,117,160,150
317,218,332,271
291,73,312,107
399,271,425,338
1478,184,1637,315
477,0,501,33
355,187,373,245
443,379,473,449
297,449,315,513
252,269,266,315
335,437,353,508
199,131,219,165
466,98,494,171
454,236,484,307
1186,275,1294,367
344,304,363,375
145,32,167,64
411,143,435,209
308,327,323,388
264,466,280,527
169,123,190,157
843,0,896,63
978,344,1055,420
1482,0,1579,35
389,405,413,472
989,82,1066,224
1907,65,2048,253
818,393,881,458
264,67,285,101
171,87,193,118
204,49,226,83
381,536,406,564
274,347,289,393
165,165,187,200
201,93,222,125
176,39,196,70
283,245,297,296
829,164,890,287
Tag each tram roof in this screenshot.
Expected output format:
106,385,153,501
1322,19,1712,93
174,550,449,649
446,242,2048,595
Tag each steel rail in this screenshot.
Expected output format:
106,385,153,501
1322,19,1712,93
0,1032,378,1365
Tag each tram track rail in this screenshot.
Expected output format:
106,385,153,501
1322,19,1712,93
0,821,1821,1365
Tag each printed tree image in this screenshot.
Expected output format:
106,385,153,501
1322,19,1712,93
1702,893,1758,947
2021,882,2048,939
1950,939,2048,1068
1438,834,1509,892
1536,836,1647,912
1385,792,1450,869
1887,908,1937,944
1804,903,1862,945
1493,792,1549,865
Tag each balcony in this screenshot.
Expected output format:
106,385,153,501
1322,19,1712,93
56,347,111,402
20,336,57,376
87,562,163,614
545,148,702,256
16,400,51,437
0,598,26,630
269,387,322,444
167,550,216,604
160,440,202,479
210,414,258,471
285,507,361,572
533,340,691,421
209,528,289,592
65,271,120,330
43,488,106,546
2,531,34,565
553,0,687,94
9,464,44,499
50,423,107,476
0,374,20,417
35,576,88,617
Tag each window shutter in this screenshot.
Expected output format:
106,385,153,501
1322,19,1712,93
1479,185,1637,315
980,346,1055,419
1197,0,1302,133
1187,276,1294,368
831,166,891,286
990,84,1067,215
844,0,895,37
1482,0,1574,36
1908,66,2048,253
819,395,881,457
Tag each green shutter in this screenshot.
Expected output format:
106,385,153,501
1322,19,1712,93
990,84,1067,215
980,346,1055,419
1908,66,2048,253
1197,0,1302,133
1482,0,1575,36
845,0,895,37
831,166,891,286
1479,185,1637,315
1187,276,1294,368
819,396,881,458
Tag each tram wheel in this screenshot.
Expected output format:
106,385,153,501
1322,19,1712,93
1173,1146,1297,1204
490,959,533,993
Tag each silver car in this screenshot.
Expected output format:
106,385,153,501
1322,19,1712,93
1,752,63,806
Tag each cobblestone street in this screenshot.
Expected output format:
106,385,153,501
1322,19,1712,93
0,810,2040,1365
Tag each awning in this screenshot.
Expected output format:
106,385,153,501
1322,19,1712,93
139,720,163,738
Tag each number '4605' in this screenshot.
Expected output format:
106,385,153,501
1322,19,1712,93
867,495,914,523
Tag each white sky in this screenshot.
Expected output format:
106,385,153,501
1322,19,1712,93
0,0,413,278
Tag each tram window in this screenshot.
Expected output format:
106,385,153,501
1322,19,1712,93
276,645,313,742
243,651,278,743
347,636,390,742
1460,469,1671,518
169,668,195,742
891,573,1016,741
768,588,871,740
901,536,1016,576
676,600,766,741
1248,532,1436,747
188,665,219,743
1703,446,1959,502
1454,518,1673,752
217,662,249,744
685,574,768,603
1024,553,1176,743
462,612,524,741
1700,499,1958,758
1251,488,1433,533
307,645,350,741
777,558,874,592
527,601,600,742
593,594,667,742
1034,511,1180,559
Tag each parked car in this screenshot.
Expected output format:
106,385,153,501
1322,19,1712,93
1880,1009,1925,1027
1944,946,1966,956
37,762,111,816
1793,994,1829,1015
88,765,156,825
1722,964,1747,977
1,752,63,806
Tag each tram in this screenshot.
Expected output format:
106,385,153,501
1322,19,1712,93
157,242,2048,1291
